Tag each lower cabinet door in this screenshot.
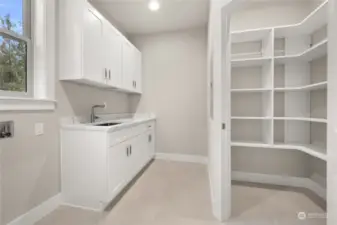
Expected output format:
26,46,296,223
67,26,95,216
108,142,129,200
129,134,148,177
148,129,155,159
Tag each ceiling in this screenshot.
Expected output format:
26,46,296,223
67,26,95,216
91,0,210,35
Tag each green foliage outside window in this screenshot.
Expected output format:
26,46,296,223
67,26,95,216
0,14,27,92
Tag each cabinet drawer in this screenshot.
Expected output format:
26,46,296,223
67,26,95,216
109,129,129,147
108,122,155,147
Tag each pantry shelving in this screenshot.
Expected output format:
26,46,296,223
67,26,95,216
229,0,328,200
274,39,327,64
274,81,327,92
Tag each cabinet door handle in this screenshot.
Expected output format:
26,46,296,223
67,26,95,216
104,68,107,79
130,145,132,155
149,135,152,142
109,70,111,80
126,147,129,156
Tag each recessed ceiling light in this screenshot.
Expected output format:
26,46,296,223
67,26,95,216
148,0,160,11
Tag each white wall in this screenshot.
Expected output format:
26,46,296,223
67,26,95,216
129,28,208,157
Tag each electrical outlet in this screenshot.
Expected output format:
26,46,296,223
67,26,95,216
35,123,44,136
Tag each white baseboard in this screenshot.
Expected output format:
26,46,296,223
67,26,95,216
232,171,326,200
61,202,102,212
7,194,62,225
155,153,208,165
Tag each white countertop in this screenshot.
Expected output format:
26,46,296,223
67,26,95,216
61,114,156,132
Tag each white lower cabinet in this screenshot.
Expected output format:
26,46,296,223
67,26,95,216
107,141,128,201
61,121,156,210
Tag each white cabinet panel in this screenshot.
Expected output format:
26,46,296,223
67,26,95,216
108,142,128,199
122,40,135,91
104,24,123,88
83,8,104,84
122,40,143,93
134,49,143,93
148,129,155,159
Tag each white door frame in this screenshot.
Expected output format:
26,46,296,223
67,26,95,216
328,0,337,224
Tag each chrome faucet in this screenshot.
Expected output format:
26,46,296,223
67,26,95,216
91,104,106,123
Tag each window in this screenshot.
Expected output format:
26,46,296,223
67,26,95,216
0,0,31,97
0,0,56,111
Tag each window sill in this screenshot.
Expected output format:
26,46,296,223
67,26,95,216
0,97,57,111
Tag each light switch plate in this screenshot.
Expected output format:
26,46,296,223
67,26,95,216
35,123,44,136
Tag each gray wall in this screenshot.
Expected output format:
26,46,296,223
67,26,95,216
129,28,208,156
231,1,321,31
0,82,129,224
0,1,133,223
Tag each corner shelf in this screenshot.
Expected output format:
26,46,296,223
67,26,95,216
231,141,327,161
273,117,327,123
274,81,327,92
274,39,327,64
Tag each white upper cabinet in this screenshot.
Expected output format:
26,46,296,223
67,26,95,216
59,0,142,94
83,8,105,85
104,24,123,88
122,40,142,93
134,49,143,93
122,40,135,91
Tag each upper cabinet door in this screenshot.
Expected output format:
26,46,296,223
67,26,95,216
134,49,142,94
104,24,123,88
122,40,135,91
83,8,105,84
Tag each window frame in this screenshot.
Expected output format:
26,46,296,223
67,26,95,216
0,0,33,98
0,0,56,111
0,29,33,98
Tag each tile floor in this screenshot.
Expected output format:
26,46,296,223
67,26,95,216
34,160,326,225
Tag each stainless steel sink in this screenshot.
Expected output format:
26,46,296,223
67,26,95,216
94,122,121,127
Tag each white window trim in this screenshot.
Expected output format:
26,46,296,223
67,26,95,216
0,0,56,111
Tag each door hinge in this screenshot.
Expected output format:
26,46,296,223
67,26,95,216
222,123,226,130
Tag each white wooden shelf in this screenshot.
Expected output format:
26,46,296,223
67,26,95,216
231,141,327,161
231,117,272,120
231,88,271,93
231,52,262,59
274,0,328,38
273,117,327,123
275,39,327,64
274,81,327,92
231,57,272,68
231,28,272,43
229,0,328,198
231,141,272,148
